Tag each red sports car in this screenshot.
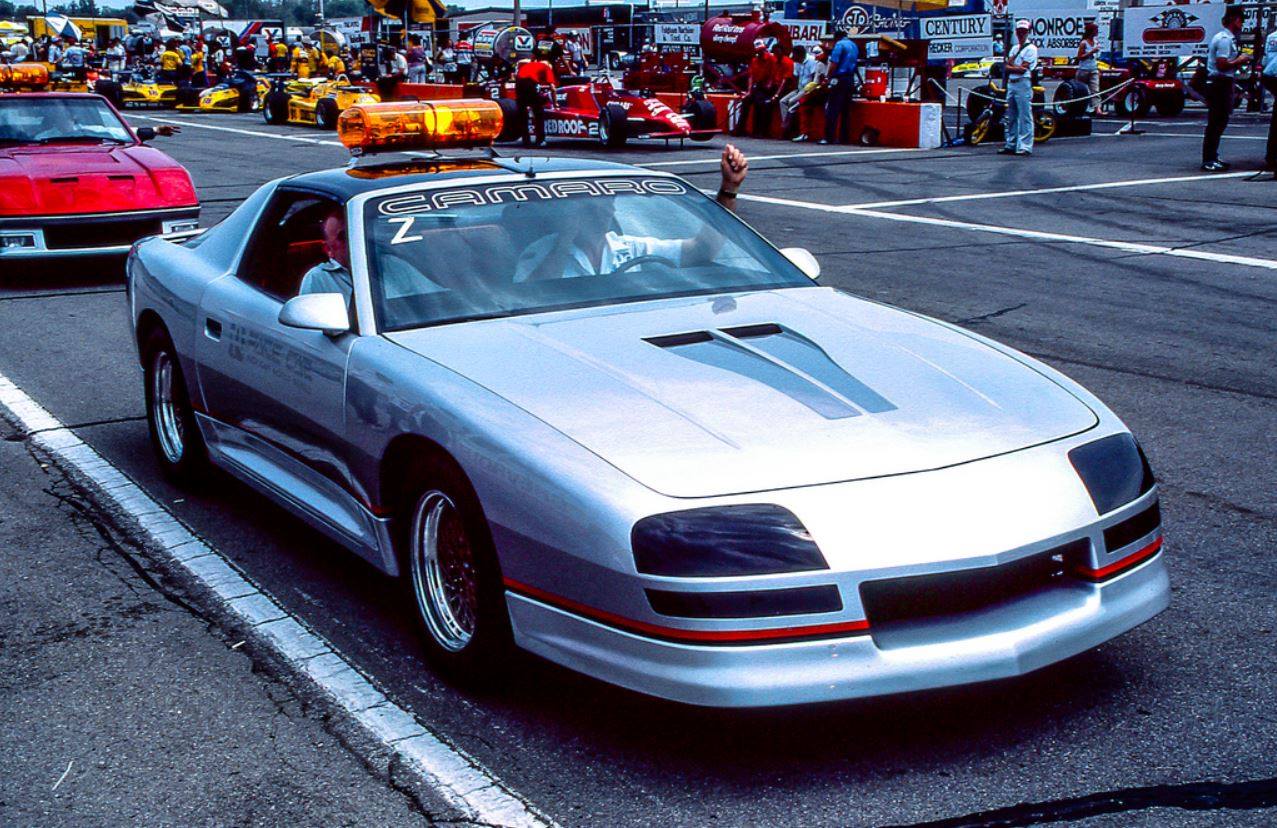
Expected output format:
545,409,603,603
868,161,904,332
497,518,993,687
496,78,719,148
0,93,199,262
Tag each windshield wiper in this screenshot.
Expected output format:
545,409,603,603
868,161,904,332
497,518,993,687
34,136,129,145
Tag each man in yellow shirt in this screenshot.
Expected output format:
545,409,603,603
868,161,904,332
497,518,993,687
157,39,183,84
190,43,206,87
307,41,323,75
291,42,311,78
327,51,346,78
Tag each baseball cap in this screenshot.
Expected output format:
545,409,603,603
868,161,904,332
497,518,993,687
1015,19,1032,30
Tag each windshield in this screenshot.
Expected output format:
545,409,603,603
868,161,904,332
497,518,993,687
0,97,133,145
363,176,809,331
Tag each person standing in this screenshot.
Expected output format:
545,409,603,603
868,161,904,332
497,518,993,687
1264,24,1277,172
104,37,126,74
1202,6,1250,171
821,30,859,145
407,35,428,84
565,32,586,74
515,43,556,147
999,19,1039,156
733,39,778,137
1075,21,1100,113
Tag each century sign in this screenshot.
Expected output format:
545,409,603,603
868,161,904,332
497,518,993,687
921,14,993,60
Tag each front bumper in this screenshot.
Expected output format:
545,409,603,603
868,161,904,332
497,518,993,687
0,207,200,259
507,550,1170,707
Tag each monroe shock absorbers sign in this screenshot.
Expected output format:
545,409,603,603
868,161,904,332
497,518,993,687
1008,3,1110,58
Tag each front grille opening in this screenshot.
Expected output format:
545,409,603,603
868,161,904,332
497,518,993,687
646,584,842,619
858,539,1090,626
43,217,164,250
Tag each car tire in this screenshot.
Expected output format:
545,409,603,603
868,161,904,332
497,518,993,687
174,86,201,108
1034,111,1057,143
967,112,992,145
495,97,520,142
598,103,628,148
683,98,717,131
142,327,209,485
967,84,995,121
263,90,289,124
397,453,512,681
315,97,339,130
96,79,124,109
1053,79,1088,118
1115,85,1150,118
1155,91,1185,117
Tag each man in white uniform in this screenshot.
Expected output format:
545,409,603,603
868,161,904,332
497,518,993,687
1000,19,1039,156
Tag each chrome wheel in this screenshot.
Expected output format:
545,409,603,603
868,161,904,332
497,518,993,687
150,350,184,465
410,490,479,652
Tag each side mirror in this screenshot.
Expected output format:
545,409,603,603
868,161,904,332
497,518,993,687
279,293,350,336
135,126,156,142
780,247,821,281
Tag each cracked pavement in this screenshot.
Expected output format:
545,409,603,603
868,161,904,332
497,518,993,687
1,110,1275,826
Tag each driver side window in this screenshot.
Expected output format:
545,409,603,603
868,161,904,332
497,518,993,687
239,191,344,302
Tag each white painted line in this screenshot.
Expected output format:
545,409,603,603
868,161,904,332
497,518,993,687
734,191,1277,271
641,146,924,167
845,170,1252,209
129,114,345,147
0,374,553,828
1135,132,1267,140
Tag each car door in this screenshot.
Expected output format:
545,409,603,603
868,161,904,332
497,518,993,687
192,189,380,553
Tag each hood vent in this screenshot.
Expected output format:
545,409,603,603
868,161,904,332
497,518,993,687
645,324,897,421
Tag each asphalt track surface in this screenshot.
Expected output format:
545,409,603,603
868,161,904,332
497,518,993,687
2,107,1275,826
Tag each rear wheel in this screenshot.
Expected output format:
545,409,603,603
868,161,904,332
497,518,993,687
1115,85,1150,118
598,103,628,148
968,111,993,145
263,90,289,124
315,96,339,129
174,86,201,108
495,97,520,142
683,98,717,134
967,84,995,121
398,454,512,680
142,327,209,485
1154,90,1185,117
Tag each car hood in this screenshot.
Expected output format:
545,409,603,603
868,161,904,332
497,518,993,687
0,144,197,217
387,287,1098,498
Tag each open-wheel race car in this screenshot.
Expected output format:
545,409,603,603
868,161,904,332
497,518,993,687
1046,60,1186,118
94,69,180,110
493,77,719,148
175,76,271,113
261,75,380,129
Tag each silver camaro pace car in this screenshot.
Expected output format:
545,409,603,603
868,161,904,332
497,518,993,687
126,155,1169,707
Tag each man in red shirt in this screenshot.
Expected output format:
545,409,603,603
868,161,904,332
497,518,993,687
515,42,557,147
732,39,778,137
768,43,796,134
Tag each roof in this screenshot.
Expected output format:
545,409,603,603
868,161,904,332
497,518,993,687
282,154,650,201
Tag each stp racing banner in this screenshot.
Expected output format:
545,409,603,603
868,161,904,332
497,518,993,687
1122,3,1226,59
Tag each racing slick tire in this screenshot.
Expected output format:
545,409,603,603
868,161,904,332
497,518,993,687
967,84,996,121
683,98,717,133
174,86,201,108
95,79,125,109
1154,90,1185,117
1052,79,1088,118
142,327,210,485
315,97,340,130
396,452,512,682
598,103,629,149
262,90,289,125
1115,84,1150,118
495,98,521,142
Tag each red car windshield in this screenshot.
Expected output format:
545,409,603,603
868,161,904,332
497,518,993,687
0,97,133,146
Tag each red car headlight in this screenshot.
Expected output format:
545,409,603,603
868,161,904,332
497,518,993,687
150,167,198,205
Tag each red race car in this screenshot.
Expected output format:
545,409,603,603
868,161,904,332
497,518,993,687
494,77,719,148
0,92,199,263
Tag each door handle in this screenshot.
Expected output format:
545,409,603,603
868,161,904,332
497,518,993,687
205,318,222,340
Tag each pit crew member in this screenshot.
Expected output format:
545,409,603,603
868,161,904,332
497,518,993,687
515,43,557,147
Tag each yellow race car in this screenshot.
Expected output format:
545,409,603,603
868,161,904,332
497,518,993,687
260,76,379,129
174,76,270,113
95,71,178,108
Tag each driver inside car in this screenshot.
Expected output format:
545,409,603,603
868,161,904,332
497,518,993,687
299,208,430,305
514,144,748,282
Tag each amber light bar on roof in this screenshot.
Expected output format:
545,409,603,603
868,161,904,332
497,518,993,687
336,99,503,155
0,63,51,89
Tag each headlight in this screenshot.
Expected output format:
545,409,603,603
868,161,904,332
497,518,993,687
161,219,199,234
1068,433,1155,515
631,504,828,577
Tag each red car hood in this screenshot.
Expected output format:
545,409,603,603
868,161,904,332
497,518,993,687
0,143,198,217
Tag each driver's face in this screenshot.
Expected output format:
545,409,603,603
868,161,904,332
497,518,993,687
322,213,350,268
573,197,616,240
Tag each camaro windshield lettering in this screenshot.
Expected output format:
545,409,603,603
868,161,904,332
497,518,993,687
375,178,688,216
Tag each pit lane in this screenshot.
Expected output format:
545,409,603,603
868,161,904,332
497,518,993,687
2,111,1275,827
